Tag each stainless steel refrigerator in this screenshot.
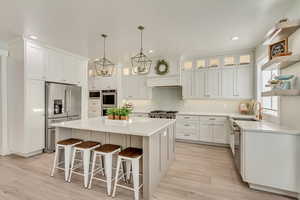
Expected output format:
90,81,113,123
45,82,82,152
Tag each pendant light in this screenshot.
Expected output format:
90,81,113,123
131,25,152,75
94,34,115,77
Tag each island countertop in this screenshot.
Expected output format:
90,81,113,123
53,117,176,137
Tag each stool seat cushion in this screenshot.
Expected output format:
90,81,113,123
95,144,121,153
119,147,143,158
75,141,100,149
57,138,83,145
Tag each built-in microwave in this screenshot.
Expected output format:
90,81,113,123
89,90,101,99
102,90,117,107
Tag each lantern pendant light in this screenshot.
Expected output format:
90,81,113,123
131,25,152,75
94,34,115,77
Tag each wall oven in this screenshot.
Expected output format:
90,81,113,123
89,90,101,99
102,90,117,107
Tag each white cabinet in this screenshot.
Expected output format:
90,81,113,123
236,66,253,99
92,76,117,90
222,66,253,99
25,80,45,153
193,70,206,98
199,122,212,142
47,49,65,82
63,55,83,85
212,122,228,144
123,75,151,99
176,115,229,144
182,70,193,98
207,69,222,98
26,42,47,80
222,68,235,98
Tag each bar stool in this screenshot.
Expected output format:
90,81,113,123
50,138,83,181
68,141,101,188
112,147,143,200
88,144,122,195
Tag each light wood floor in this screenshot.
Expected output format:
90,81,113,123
0,142,294,200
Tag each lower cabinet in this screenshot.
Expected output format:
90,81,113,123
176,115,229,144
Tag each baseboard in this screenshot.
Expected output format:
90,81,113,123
249,183,299,199
14,149,44,158
176,139,230,148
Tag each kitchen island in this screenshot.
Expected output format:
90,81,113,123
53,117,176,200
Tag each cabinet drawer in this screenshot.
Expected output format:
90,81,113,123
89,100,101,106
177,115,199,121
176,132,198,141
176,121,198,131
199,116,227,122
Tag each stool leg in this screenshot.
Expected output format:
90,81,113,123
125,160,131,182
104,154,113,195
100,155,105,176
68,149,77,182
132,159,140,200
112,157,121,197
64,145,72,182
88,152,97,189
83,149,91,188
50,145,59,177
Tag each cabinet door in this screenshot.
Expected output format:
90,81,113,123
26,80,45,153
47,49,64,82
26,42,47,80
199,123,213,142
207,69,221,98
193,70,206,98
182,70,193,98
139,77,151,99
236,66,253,98
222,68,235,98
213,122,228,144
63,55,77,84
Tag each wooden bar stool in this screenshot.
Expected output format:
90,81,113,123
112,147,143,200
68,141,101,188
88,144,122,195
50,138,83,181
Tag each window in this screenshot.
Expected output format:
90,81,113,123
239,54,251,65
183,61,193,70
196,59,206,69
208,58,219,67
262,69,279,115
224,56,235,66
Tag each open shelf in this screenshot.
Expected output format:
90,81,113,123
262,89,300,97
263,19,300,45
261,54,300,71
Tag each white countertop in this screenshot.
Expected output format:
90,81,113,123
177,112,256,119
52,117,176,137
235,120,300,135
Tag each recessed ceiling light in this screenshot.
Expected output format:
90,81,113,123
149,50,154,53
231,36,239,41
29,35,38,40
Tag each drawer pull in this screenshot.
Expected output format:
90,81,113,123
209,118,216,120
184,124,190,127
184,134,191,136
184,117,190,119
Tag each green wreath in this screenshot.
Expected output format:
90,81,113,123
155,60,169,75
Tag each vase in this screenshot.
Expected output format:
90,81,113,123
120,116,129,120
108,115,114,120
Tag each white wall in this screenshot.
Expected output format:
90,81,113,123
130,87,241,113
255,0,300,130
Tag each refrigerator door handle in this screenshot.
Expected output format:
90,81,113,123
64,89,67,114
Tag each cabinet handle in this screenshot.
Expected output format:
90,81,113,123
209,118,216,120
184,124,190,127
184,117,190,119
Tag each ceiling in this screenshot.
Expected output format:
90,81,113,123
0,0,295,62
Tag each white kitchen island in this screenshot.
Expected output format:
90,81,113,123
53,117,176,200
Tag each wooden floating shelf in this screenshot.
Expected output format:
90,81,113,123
261,54,300,71
263,19,300,45
262,89,300,97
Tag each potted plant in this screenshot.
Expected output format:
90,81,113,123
120,107,132,120
114,108,121,120
107,108,115,120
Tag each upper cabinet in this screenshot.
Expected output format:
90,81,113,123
123,75,152,100
24,40,86,86
182,52,254,100
26,42,47,80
